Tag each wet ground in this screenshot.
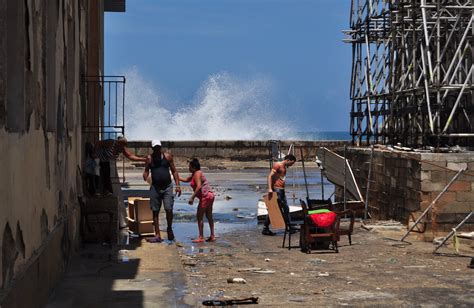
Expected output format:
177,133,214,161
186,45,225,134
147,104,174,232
122,166,473,306
121,165,332,244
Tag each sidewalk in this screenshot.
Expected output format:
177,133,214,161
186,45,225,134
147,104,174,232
47,238,195,307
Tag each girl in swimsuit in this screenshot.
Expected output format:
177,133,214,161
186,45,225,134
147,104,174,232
179,158,216,243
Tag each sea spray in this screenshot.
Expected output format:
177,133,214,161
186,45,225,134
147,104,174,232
120,67,295,140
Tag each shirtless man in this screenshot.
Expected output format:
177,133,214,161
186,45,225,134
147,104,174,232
262,154,297,236
143,140,182,242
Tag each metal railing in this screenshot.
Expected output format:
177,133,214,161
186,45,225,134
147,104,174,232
82,75,127,183
82,75,125,140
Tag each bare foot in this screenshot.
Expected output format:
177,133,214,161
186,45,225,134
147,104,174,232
146,237,163,243
206,236,216,242
192,237,205,243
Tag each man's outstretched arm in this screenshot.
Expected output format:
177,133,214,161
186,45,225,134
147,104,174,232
123,147,147,162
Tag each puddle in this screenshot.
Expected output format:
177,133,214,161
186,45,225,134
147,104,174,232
184,246,216,255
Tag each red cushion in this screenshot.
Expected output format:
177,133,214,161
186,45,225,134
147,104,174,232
309,212,336,228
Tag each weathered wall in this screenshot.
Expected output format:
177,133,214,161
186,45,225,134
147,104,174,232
343,147,474,231
418,153,474,231
0,0,91,306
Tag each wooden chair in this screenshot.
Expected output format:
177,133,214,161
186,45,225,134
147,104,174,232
280,205,303,250
333,209,355,245
299,200,339,253
307,199,356,246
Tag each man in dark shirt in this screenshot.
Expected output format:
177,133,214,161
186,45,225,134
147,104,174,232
143,140,181,242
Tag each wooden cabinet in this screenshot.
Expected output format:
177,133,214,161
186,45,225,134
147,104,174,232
127,197,154,236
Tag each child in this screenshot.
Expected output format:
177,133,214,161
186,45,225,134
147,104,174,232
179,159,215,243
84,142,100,196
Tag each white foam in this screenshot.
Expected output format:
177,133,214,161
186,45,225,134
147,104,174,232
120,67,295,140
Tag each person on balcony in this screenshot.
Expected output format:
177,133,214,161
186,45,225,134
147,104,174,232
94,135,147,232
94,135,147,195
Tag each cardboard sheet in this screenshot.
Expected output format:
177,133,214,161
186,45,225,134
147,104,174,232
263,192,285,229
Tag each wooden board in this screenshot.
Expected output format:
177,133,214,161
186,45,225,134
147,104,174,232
263,193,285,229
316,147,364,202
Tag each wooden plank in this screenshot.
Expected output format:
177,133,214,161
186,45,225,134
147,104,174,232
316,147,364,202
263,192,285,229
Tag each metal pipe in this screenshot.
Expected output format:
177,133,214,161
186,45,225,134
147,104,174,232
343,145,347,211
442,65,474,133
364,145,374,220
433,212,474,253
400,168,466,242
300,147,310,201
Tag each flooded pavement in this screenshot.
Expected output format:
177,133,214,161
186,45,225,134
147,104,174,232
122,166,332,245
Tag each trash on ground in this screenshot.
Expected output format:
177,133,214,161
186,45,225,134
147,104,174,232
202,297,258,306
317,272,330,277
309,258,327,265
361,220,404,232
457,232,474,240
403,265,426,269
225,195,233,200
237,267,262,272
227,277,247,284
190,274,207,278
253,270,275,274
236,214,255,219
288,296,306,302
184,262,197,267
433,237,446,245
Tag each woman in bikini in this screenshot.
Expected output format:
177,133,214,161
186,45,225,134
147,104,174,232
179,158,216,243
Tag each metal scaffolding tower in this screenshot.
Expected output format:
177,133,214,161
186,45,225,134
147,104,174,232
345,1,474,147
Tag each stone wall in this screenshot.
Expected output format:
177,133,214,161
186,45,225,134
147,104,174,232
125,140,350,165
342,147,474,231
0,0,97,306
418,153,474,231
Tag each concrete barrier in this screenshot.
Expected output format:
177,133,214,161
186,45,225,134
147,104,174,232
126,140,349,161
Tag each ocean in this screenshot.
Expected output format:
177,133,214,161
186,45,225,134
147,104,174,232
293,131,351,141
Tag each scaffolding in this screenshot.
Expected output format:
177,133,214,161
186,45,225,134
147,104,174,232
345,0,474,147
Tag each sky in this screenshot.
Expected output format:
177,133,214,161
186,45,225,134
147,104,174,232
105,0,352,138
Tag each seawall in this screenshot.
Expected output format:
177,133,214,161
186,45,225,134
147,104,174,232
126,140,349,164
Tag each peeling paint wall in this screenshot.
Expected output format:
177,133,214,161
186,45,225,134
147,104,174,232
0,0,101,305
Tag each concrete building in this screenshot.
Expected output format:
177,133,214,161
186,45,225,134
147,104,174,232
0,1,125,306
